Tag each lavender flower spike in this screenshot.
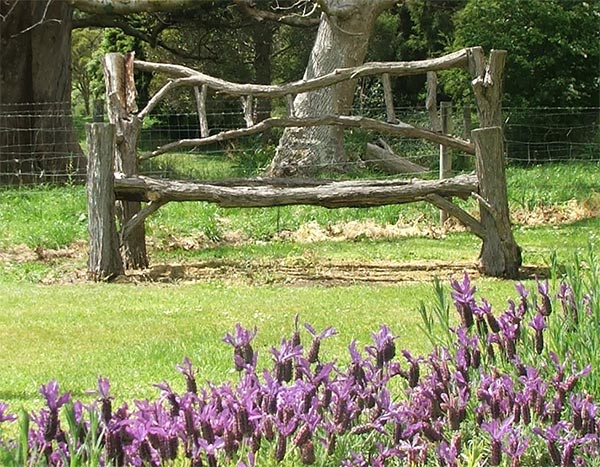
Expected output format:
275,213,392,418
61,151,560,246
0,402,16,423
451,272,476,328
223,323,258,371
529,313,547,355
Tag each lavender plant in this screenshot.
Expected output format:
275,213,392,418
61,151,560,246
1,257,600,466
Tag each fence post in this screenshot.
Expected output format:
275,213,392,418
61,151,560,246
103,52,148,270
468,47,521,278
86,123,123,281
439,101,453,224
473,127,521,278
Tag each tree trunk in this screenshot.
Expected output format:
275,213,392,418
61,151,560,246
0,0,83,185
268,0,394,177
252,23,275,120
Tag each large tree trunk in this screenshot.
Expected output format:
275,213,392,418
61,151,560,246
268,0,394,177
0,0,83,185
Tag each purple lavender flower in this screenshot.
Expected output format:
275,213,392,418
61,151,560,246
481,415,514,466
515,282,529,314
39,380,70,442
502,429,529,467
271,338,302,383
368,325,396,369
537,278,552,316
304,323,336,364
223,323,258,371
176,357,198,394
40,381,71,412
92,376,113,424
557,283,578,322
401,349,420,388
0,402,16,423
529,313,547,355
533,422,569,466
451,272,476,328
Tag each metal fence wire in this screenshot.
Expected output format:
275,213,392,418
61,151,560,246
0,103,598,186
0,102,85,186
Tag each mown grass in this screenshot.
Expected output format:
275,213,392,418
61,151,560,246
0,161,598,410
0,279,524,410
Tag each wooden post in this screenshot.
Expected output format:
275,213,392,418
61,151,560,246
462,105,472,141
86,123,123,281
285,94,295,117
468,48,521,278
426,71,441,132
381,73,397,124
103,52,148,269
241,96,254,127
439,101,453,224
194,84,209,138
473,127,521,278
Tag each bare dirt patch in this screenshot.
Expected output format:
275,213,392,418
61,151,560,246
1,200,588,285
114,259,547,286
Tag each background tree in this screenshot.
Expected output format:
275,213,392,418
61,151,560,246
71,29,103,116
268,0,396,177
0,0,83,184
442,0,600,163
444,0,600,108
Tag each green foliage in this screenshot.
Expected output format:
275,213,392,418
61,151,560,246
446,0,600,107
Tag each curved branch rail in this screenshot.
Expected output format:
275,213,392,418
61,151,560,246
135,47,470,101
143,115,474,159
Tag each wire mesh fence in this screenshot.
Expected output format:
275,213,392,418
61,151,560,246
0,102,86,186
1,103,598,187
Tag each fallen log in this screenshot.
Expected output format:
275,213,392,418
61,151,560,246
363,141,427,175
114,173,478,209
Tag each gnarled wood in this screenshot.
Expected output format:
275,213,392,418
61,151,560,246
468,48,507,128
426,72,441,132
144,114,474,159
133,48,470,100
86,123,123,281
363,142,427,175
381,73,397,124
473,127,521,278
103,52,148,269
114,174,479,209
194,85,209,137
424,194,486,240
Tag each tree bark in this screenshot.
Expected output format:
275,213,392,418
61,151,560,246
86,123,123,281
114,173,478,208
103,52,148,269
363,142,427,175
474,127,521,278
0,0,83,185
67,0,200,14
268,0,395,177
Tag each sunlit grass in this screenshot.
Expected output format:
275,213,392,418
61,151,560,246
0,278,522,410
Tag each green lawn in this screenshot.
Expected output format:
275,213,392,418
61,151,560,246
0,161,599,410
0,278,527,410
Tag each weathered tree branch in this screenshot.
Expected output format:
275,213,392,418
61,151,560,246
67,0,201,15
234,0,320,27
114,173,479,208
424,194,486,240
134,48,471,99
363,141,427,175
142,114,475,159
72,14,212,61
